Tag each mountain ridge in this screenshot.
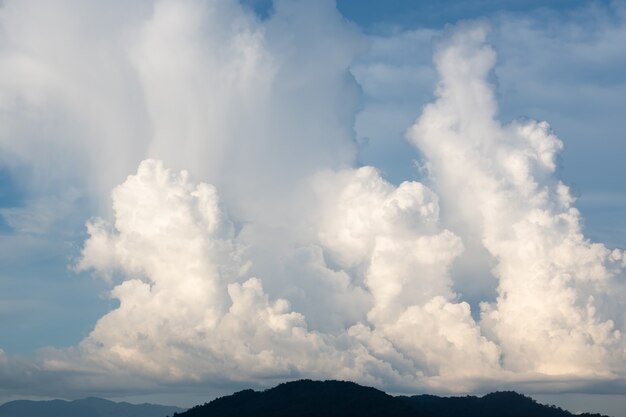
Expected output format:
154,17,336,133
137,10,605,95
177,379,611,417
0,380,612,417
0,396,183,417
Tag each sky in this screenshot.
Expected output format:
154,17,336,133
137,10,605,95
0,0,625,415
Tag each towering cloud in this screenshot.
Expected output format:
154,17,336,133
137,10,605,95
75,159,330,382
0,0,624,404
408,24,626,377
69,157,499,392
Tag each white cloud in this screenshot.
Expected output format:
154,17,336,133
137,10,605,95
408,23,626,377
314,167,462,322
48,155,496,395
0,0,363,224
71,160,332,382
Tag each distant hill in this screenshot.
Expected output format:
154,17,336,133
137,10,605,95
0,396,184,417
180,380,420,417
398,391,607,417
176,379,611,417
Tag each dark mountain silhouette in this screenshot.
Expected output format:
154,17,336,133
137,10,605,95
398,391,607,417
175,379,611,417
0,396,183,417
180,380,421,417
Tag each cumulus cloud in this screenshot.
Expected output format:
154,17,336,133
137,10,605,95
0,0,363,390
49,156,494,394
1,0,625,404
69,160,336,383
408,23,626,377
314,167,460,322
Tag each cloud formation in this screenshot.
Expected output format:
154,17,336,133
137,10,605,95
0,0,625,404
409,25,626,377
61,23,626,394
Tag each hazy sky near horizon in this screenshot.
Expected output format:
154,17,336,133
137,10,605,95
1,0,626,415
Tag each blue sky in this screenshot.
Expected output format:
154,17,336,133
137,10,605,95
1,1,625,416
